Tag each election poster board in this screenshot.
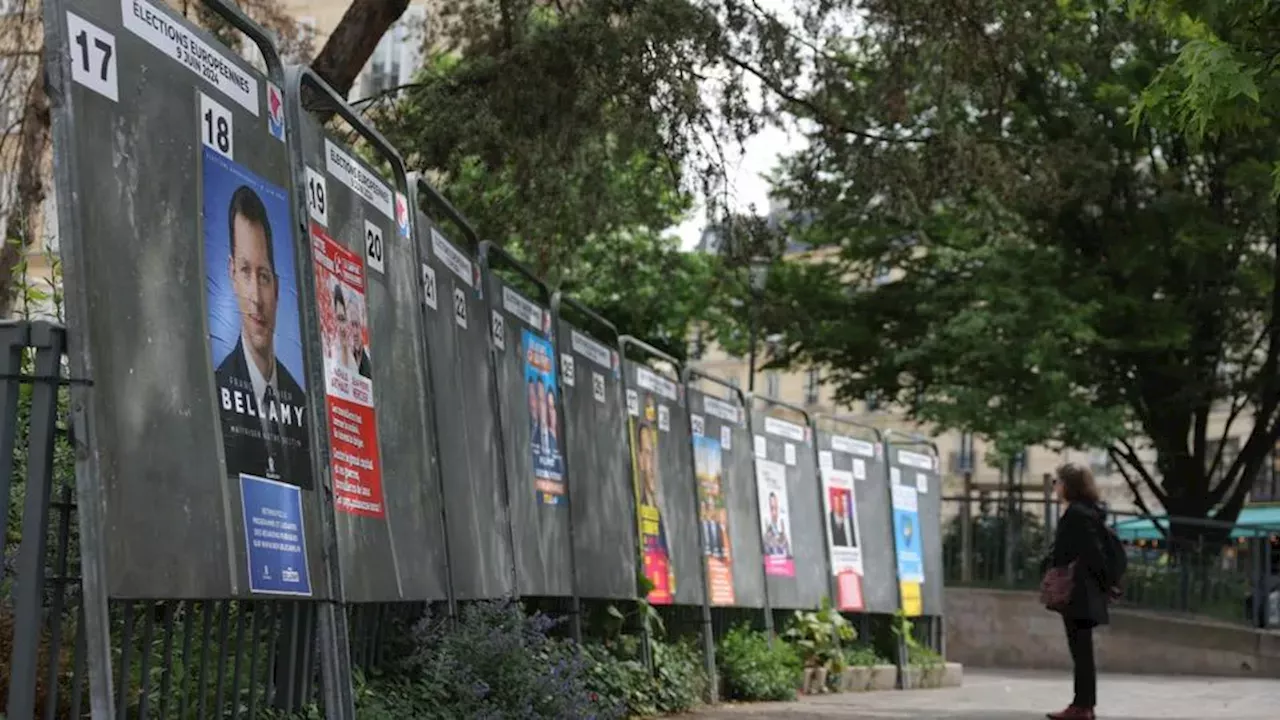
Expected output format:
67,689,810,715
820,444,866,611
756,457,795,578
522,326,566,505
312,226,384,517
693,433,735,606
632,389,675,604
51,0,334,598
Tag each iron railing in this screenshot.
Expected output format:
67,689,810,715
942,493,1280,627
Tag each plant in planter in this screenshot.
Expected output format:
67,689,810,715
836,644,888,692
891,611,945,689
782,598,856,694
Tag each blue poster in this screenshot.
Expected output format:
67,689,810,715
891,483,924,583
203,146,312,489
240,474,312,596
523,328,566,506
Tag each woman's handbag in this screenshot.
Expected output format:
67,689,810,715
1040,561,1076,611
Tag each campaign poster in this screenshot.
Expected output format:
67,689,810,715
757,458,795,577
821,459,865,610
203,147,312,489
892,483,925,583
694,434,734,606
312,226,384,518
523,329,566,505
240,474,311,596
632,394,674,604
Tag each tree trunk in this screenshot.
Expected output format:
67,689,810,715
308,0,410,99
0,57,51,317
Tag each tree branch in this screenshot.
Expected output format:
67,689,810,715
719,52,931,145
1109,449,1165,532
1110,438,1169,507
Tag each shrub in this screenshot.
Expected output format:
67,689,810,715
716,624,802,702
356,600,616,720
582,636,706,717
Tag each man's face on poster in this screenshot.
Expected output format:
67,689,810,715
833,491,846,517
229,213,277,360
528,382,539,423
640,428,656,493
769,493,779,523
334,294,351,357
546,391,558,435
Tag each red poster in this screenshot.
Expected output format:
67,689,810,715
311,225,384,518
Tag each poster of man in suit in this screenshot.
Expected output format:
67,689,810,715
204,148,312,489
820,452,865,610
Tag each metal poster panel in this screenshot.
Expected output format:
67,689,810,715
289,70,446,602
486,274,573,596
891,445,944,616
49,0,329,598
752,407,827,609
558,319,635,600
627,361,702,606
817,430,896,614
688,389,759,607
414,212,513,599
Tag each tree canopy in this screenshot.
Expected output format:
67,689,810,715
760,0,1280,524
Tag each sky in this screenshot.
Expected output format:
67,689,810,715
670,0,810,251
672,123,806,251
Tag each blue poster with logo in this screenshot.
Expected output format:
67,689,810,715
523,328,566,505
240,474,312,596
891,483,924,583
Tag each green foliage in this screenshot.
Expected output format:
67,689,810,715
780,597,855,672
841,643,887,668
891,611,942,670
362,600,607,719
715,624,802,702
767,0,1280,525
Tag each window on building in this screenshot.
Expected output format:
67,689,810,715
765,370,780,399
360,6,427,100
1086,447,1113,477
803,368,820,405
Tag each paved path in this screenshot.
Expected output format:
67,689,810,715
695,670,1280,719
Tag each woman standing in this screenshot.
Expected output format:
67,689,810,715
1042,463,1110,720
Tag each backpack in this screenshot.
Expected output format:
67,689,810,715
1096,519,1128,597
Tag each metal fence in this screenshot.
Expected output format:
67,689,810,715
942,493,1280,628
6,0,953,717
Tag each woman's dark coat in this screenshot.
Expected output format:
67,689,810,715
1041,501,1110,627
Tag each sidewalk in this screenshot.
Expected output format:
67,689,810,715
696,669,1280,719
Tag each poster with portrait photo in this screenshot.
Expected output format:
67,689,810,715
822,465,865,610
312,226,384,518
203,147,312,488
694,434,734,605
523,328,566,505
632,394,674,604
757,458,795,577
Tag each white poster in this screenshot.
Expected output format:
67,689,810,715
822,465,864,577
756,459,795,577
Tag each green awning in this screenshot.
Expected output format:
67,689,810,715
1112,505,1280,542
